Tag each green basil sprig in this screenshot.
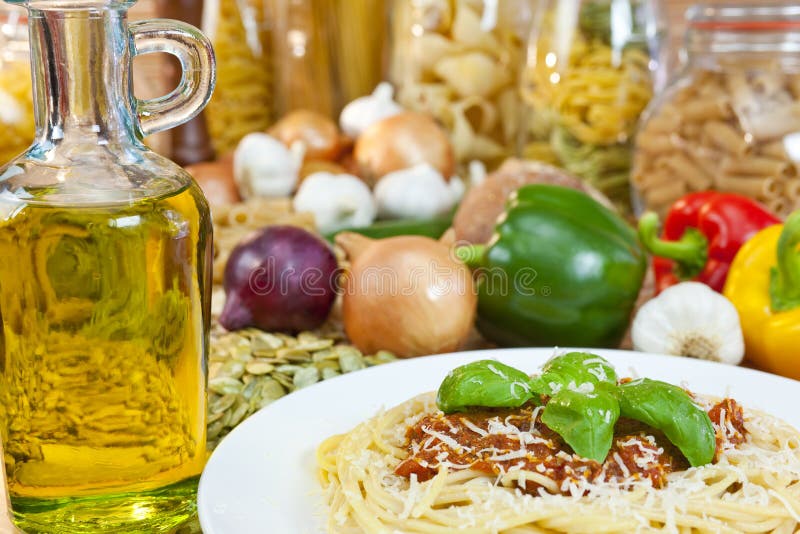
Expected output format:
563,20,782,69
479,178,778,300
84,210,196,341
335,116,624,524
437,360,538,413
618,378,716,467
435,354,716,467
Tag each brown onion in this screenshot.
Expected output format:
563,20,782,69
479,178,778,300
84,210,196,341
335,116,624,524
354,111,455,184
299,160,348,182
185,157,240,206
269,110,343,162
336,232,476,358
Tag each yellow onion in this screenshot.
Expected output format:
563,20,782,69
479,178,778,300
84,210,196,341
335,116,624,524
269,110,344,162
299,160,348,183
336,232,476,358
354,111,455,185
185,157,240,206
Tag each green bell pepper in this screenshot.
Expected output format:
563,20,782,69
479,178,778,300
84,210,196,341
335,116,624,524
457,185,646,348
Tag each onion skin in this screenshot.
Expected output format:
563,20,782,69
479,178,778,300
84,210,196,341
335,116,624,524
299,160,349,183
219,225,339,333
354,112,456,184
337,233,476,357
185,157,240,206
269,110,344,162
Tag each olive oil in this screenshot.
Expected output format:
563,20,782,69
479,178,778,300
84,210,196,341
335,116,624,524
0,185,212,532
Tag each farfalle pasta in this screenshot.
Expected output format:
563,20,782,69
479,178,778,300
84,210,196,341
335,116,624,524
389,0,532,169
633,67,800,217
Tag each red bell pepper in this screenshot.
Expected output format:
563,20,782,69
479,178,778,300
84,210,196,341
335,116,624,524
638,192,781,293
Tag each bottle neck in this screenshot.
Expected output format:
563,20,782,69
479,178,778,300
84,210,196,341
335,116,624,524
28,6,139,151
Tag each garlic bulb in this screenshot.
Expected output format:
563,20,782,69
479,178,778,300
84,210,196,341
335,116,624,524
339,83,403,139
293,172,377,234
233,133,305,198
632,282,745,364
374,164,461,220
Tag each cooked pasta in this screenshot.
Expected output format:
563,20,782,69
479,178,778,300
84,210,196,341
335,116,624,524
633,68,800,217
319,392,800,533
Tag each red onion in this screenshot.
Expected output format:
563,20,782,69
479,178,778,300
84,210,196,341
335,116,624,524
219,225,338,333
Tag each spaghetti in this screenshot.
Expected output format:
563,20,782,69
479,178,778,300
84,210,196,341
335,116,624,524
318,392,800,533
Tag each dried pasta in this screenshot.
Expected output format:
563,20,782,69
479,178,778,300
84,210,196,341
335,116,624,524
212,198,315,283
269,0,385,118
390,0,531,168
633,68,800,218
522,1,658,211
0,59,34,164
203,0,272,154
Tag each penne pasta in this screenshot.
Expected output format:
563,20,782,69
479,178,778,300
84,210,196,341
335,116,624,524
682,97,732,122
761,177,785,201
644,181,687,210
761,140,789,160
662,153,712,187
721,157,789,177
714,174,775,199
634,64,800,217
704,121,750,156
766,197,789,216
785,180,800,203
633,168,674,189
636,132,675,154
642,110,681,134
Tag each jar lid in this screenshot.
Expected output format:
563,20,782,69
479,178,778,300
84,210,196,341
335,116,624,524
687,4,800,31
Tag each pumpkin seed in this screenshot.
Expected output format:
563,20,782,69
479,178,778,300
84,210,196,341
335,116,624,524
251,333,284,351
245,360,275,375
321,368,340,380
208,376,244,396
293,367,320,389
206,325,396,452
339,349,366,373
276,347,312,362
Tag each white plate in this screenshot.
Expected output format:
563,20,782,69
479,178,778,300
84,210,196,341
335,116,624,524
197,348,800,534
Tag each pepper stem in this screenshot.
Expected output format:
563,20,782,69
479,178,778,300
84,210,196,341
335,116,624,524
770,211,800,312
638,212,709,280
455,244,486,269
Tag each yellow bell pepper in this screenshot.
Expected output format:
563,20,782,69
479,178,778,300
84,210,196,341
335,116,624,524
723,211,800,380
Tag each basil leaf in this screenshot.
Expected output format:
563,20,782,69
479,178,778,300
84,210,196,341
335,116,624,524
618,378,715,467
436,360,537,413
538,352,617,396
541,387,619,462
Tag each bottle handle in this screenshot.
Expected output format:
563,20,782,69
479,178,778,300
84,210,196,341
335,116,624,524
129,19,216,137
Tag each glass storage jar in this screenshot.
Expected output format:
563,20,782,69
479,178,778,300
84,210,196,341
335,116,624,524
269,0,387,119
633,4,800,218
522,0,666,212
0,0,214,531
202,0,272,154
0,6,32,165
389,0,533,170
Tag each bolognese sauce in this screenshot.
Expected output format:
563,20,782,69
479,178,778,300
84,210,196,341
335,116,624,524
395,398,747,495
